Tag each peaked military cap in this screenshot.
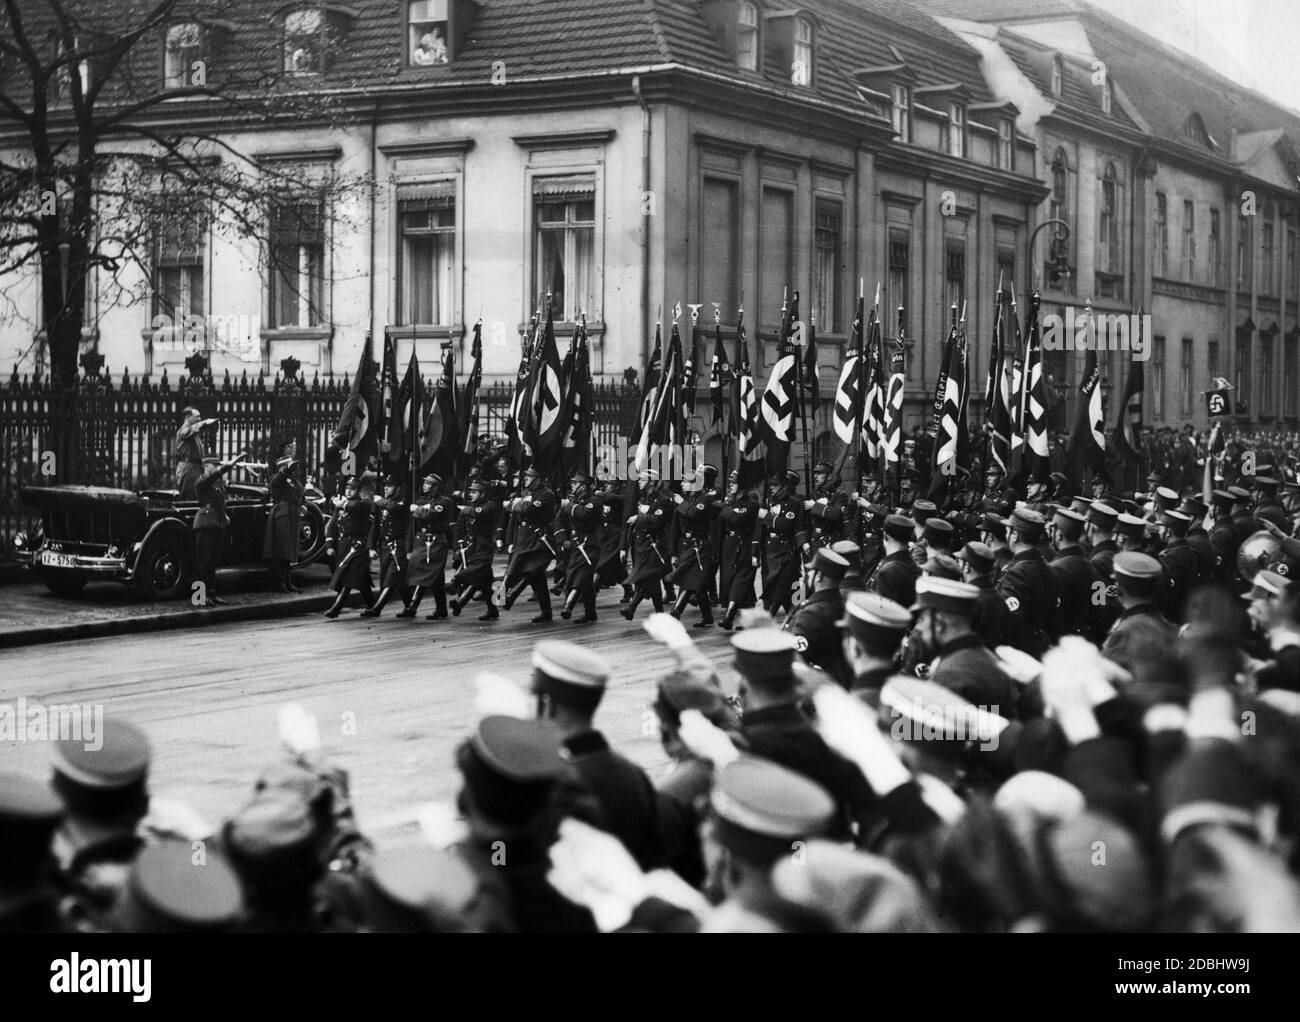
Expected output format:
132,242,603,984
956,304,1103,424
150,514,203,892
1009,508,1047,543
531,640,611,712
811,548,849,582
883,514,914,544
911,500,939,526
1158,509,1192,536
923,517,954,549
922,554,962,581
1112,551,1162,580
114,837,244,933
1153,486,1180,511
841,592,913,643
1115,513,1148,541
912,575,980,615
52,718,151,792
731,629,799,690
1244,569,1290,601
829,540,861,567
955,540,996,574
1087,502,1119,528
710,758,835,865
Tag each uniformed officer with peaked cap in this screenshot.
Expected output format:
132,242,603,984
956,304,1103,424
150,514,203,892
954,540,1009,649
996,508,1058,658
787,548,852,688
841,591,913,695
531,640,688,873
109,836,244,933
451,715,597,932
708,757,836,867
868,514,923,609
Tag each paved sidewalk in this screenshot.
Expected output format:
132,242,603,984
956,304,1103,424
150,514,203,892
0,564,336,648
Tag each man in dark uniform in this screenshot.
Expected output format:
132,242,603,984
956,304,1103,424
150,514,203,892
717,469,759,630
1156,509,1200,623
621,470,674,620
361,477,410,618
731,630,876,844
866,513,921,610
530,640,692,873
831,540,866,597
841,591,912,697
668,470,720,627
912,575,1017,714
262,439,305,593
193,453,244,607
1207,489,1239,582
0,773,65,932
1049,508,1100,639
1115,511,1149,553
806,461,852,551
594,480,629,596
1180,497,1217,584
401,472,459,620
324,473,377,618
995,508,1058,658
503,465,560,624
173,406,215,498
1101,552,1178,692
451,716,597,933
450,477,501,621
1085,502,1122,642
758,470,809,617
851,500,887,580
694,463,724,606
786,548,851,687
955,540,1007,649
50,718,152,932
558,473,602,624
979,512,1012,579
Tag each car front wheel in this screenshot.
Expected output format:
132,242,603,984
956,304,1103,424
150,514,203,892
136,534,190,600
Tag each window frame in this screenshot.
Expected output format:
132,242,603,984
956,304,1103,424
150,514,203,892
1209,208,1222,286
813,197,843,333
394,181,458,328
737,0,760,72
152,205,209,323
283,7,328,76
407,0,450,68
1151,335,1165,421
162,22,207,91
997,119,1014,171
791,16,814,87
1180,338,1193,417
946,103,966,159
891,84,911,143
1262,221,1275,294
1182,199,1196,279
1154,191,1168,276
266,192,327,330
1050,56,1063,97
530,175,599,325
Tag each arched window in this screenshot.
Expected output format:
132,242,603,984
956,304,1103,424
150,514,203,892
1050,55,1063,97
164,23,205,89
283,8,325,74
738,1,759,71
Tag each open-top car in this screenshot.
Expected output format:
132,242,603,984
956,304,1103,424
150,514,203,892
14,478,329,599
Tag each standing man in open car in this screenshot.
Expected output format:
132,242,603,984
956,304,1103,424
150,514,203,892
174,406,216,499
193,453,246,607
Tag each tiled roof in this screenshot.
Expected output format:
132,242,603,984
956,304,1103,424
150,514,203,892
996,29,1140,133
911,0,1081,21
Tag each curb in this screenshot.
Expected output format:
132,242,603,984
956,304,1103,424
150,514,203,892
0,590,338,650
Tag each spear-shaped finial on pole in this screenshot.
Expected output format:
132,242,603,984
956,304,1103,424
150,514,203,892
712,302,721,324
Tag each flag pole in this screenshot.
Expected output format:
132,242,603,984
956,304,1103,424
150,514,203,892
800,299,814,498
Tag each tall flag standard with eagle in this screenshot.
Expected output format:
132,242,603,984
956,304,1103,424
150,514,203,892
332,333,379,475
833,290,865,452
930,305,969,495
733,307,765,488
883,308,907,492
635,310,685,474
709,306,730,433
1113,309,1146,474
1019,290,1051,482
1065,305,1109,485
560,316,593,477
523,301,566,476
460,320,483,462
507,309,539,464
399,348,424,501
760,290,800,472
984,277,1012,479
802,307,819,415
419,343,459,482
379,330,401,477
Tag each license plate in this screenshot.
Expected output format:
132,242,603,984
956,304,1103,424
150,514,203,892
41,551,77,568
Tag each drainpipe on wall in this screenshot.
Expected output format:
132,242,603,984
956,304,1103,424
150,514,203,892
367,101,380,371
633,75,651,379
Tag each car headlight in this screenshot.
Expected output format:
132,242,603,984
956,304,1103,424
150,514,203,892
13,531,26,550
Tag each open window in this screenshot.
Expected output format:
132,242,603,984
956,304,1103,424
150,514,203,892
281,5,357,75
406,0,478,67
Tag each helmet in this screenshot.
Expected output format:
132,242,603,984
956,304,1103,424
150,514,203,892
1237,530,1283,584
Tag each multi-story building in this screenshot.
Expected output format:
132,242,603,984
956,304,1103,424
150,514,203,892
925,0,1300,431
0,0,1046,461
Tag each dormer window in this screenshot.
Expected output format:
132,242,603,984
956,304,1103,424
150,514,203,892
738,1,759,71
408,0,449,66
891,84,910,143
164,23,206,89
998,119,1014,170
792,17,813,86
1050,55,1063,97
284,8,326,74
1183,112,1217,149
946,103,966,158
1100,75,1112,114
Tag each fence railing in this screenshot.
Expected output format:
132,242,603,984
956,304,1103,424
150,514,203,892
0,352,643,559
